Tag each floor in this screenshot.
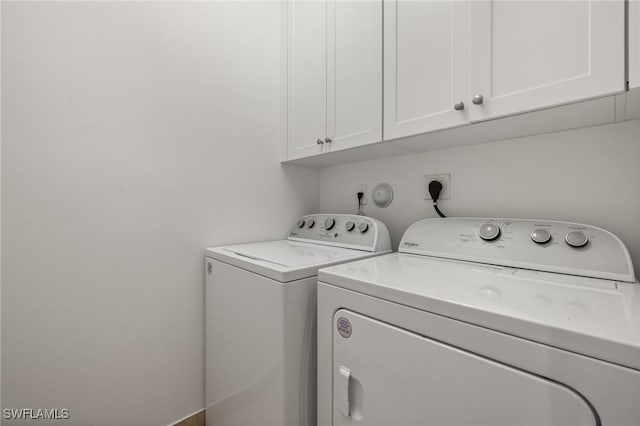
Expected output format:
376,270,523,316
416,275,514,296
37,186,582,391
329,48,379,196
174,411,205,426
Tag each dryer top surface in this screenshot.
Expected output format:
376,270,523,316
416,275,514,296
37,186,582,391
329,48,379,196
319,252,640,370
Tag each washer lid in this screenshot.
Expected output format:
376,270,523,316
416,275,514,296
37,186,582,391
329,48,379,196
206,240,384,282
225,240,370,267
319,253,640,370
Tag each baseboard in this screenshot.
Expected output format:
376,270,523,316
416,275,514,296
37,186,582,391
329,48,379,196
168,409,205,426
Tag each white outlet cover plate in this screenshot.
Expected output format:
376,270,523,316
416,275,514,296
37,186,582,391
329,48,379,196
356,184,367,205
424,174,450,200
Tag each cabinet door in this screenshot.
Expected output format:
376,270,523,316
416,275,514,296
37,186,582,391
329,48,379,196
383,0,469,141
287,0,327,159
326,0,382,151
468,0,625,122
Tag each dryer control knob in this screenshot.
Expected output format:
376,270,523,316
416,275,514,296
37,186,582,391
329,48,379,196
345,221,355,232
358,223,369,233
307,219,315,228
296,219,305,229
479,223,501,241
531,229,552,244
324,218,336,230
566,231,588,248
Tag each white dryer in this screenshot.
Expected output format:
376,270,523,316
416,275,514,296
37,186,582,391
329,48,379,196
317,218,640,426
205,214,390,426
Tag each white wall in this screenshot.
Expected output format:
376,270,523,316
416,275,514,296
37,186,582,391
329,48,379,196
631,0,640,88
0,1,3,422
1,2,318,425
320,119,640,269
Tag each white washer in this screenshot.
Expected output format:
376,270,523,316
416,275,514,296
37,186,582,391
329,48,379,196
205,214,390,426
318,218,640,426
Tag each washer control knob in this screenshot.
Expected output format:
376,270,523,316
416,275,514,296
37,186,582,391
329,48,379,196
307,219,315,228
324,217,336,230
345,221,355,232
296,219,305,229
479,223,501,241
566,231,588,248
358,222,369,233
531,229,552,244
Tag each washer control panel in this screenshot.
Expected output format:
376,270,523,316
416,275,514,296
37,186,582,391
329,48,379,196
399,218,635,282
288,214,391,252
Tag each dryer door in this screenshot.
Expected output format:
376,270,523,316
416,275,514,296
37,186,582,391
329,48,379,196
332,309,598,426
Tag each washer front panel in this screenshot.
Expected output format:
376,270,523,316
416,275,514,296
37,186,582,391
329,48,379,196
206,260,317,426
316,283,640,426
332,309,597,426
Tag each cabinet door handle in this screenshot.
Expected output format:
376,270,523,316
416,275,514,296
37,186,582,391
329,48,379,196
316,138,324,145
454,101,465,111
472,94,484,105
325,137,332,144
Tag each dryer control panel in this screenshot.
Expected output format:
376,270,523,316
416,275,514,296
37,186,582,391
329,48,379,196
288,214,391,253
399,218,635,282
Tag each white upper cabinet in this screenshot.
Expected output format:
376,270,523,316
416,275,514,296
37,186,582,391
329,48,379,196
285,0,627,162
326,0,382,152
383,1,469,140
286,0,382,160
468,0,625,121
287,0,327,159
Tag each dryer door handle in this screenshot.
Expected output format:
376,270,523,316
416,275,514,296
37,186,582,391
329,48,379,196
337,366,351,417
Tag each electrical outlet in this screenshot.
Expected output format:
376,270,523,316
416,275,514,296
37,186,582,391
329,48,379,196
424,174,451,200
355,184,367,205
